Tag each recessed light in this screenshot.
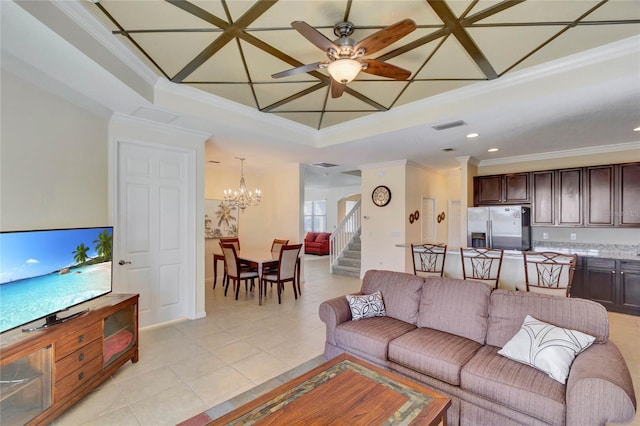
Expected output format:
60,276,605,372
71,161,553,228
466,133,479,138
634,126,640,132
441,148,455,152
488,148,499,152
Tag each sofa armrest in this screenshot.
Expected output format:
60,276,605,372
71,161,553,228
566,341,637,426
318,294,360,345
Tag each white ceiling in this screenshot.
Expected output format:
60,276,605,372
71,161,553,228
2,0,639,190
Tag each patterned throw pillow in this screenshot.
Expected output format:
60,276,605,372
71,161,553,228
346,291,386,321
498,315,596,384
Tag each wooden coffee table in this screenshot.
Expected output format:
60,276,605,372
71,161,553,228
207,353,451,425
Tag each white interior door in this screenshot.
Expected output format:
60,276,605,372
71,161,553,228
421,197,436,243
116,141,190,327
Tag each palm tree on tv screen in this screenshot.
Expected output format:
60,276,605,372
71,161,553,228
73,243,90,265
93,230,112,261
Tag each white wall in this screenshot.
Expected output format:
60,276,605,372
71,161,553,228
1,69,109,230
360,161,408,275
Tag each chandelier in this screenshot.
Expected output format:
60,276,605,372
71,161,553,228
224,157,261,212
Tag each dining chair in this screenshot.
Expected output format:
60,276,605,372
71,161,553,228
261,244,302,305
460,247,504,289
522,251,577,297
411,243,447,277
214,237,241,289
263,238,290,281
220,242,258,300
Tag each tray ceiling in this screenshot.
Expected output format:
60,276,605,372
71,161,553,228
80,1,639,130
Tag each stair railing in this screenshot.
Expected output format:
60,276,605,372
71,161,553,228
330,200,361,272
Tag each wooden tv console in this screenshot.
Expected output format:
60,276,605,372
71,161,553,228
0,294,139,425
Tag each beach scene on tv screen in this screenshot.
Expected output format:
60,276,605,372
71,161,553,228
0,227,113,333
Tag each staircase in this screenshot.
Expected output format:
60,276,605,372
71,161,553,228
330,200,361,277
332,231,361,277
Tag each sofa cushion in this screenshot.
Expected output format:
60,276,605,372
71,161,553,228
304,232,317,242
314,232,330,243
417,277,491,344
389,327,482,386
461,345,566,425
346,291,386,321
486,289,609,348
498,315,595,384
335,316,416,362
361,270,423,325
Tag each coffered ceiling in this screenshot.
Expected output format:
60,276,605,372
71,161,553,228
82,0,640,130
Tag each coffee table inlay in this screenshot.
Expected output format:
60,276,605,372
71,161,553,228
207,354,450,425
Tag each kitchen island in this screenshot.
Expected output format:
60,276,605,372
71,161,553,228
400,242,640,316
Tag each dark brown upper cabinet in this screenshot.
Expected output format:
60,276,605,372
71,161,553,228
532,169,582,226
618,162,640,226
585,165,615,226
585,163,639,227
474,173,530,206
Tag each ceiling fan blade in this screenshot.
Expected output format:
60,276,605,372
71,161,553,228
271,62,324,79
354,19,417,56
291,21,339,53
361,59,411,80
330,79,346,98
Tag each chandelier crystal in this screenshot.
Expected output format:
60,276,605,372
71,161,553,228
224,157,261,212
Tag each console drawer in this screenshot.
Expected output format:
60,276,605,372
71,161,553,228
55,339,102,381
55,322,102,361
54,355,102,402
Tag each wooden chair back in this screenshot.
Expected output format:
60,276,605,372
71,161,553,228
411,243,447,277
460,247,504,289
277,244,302,281
220,237,240,252
220,242,240,279
271,239,290,255
523,251,577,297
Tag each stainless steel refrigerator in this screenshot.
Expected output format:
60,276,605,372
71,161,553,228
467,206,531,250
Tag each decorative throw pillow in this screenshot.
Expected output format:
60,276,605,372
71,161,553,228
346,291,386,321
498,315,596,384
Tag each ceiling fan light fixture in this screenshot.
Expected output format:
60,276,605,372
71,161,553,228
327,59,362,84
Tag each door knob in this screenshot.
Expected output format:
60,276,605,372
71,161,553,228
119,260,132,265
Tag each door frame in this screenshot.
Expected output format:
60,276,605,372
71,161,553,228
111,137,199,324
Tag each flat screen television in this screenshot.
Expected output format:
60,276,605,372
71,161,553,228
0,226,113,333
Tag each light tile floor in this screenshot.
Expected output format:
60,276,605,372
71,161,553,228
54,257,640,425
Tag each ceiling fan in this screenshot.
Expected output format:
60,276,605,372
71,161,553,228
272,19,417,98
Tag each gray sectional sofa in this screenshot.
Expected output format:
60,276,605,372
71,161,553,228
319,270,637,426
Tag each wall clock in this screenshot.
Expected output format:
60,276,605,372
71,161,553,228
372,185,391,207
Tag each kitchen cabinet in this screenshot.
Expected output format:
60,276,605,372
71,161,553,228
618,162,640,226
531,168,582,226
0,294,138,425
585,163,640,227
474,172,530,205
573,258,640,316
585,165,615,226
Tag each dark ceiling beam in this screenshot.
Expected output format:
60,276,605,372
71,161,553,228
169,0,277,82
261,83,327,112
428,0,497,79
377,0,524,62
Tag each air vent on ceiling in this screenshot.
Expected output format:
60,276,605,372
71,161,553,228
311,162,339,168
341,169,361,177
432,120,466,131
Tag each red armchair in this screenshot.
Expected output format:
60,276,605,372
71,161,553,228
304,232,331,255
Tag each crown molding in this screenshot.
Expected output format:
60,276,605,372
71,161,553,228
478,141,640,167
